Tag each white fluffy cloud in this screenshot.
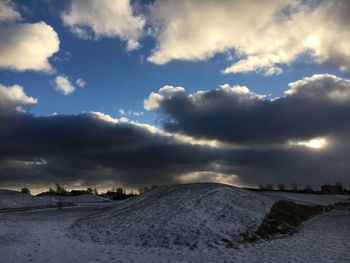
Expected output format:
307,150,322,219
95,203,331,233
0,83,37,113
148,0,350,75
285,74,350,103
0,23,60,72
144,85,185,111
0,1,59,72
144,84,263,111
54,75,76,95
61,0,145,50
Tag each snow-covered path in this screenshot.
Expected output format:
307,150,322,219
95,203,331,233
0,205,349,263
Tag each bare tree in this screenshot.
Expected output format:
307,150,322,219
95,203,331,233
87,187,93,194
21,187,31,194
129,190,137,196
266,183,273,191
93,188,98,195
116,187,124,195
277,183,285,191
291,183,299,192
335,182,344,192
55,183,66,209
138,186,151,194
55,182,66,194
49,187,54,208
304,184,313,192
258,183,265,190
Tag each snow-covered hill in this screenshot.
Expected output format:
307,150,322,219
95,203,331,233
1,184,349,262
71,183,276,248
0,190,50,209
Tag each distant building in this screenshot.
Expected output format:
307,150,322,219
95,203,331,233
321,184,343,194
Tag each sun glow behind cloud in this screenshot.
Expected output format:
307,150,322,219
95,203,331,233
291,137,328,150
177,171,239,186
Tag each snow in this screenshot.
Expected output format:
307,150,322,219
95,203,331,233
70,183,276,248
0,190,110,210
40,193,110,204
0,190,50,209
261,191,350,205
231,210,350,263
0,183,349,262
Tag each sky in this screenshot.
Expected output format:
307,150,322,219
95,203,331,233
1,0,350,193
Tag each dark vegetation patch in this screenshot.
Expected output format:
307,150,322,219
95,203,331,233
334,201,350,210
242,200,333,242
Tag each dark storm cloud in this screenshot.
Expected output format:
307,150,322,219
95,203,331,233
220,143,350,187
141,74,350,187
2,75,350,190
0,109,221,188
145,74,350,146
0,84,226,189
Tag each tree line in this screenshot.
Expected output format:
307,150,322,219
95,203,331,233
257,182,348,193
20,183,160,200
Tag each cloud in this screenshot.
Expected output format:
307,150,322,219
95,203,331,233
0,86,222,189
1,81,350,190
148,0,350,75
222,55,283,76
0,22,59,72
132,111,144,117
54,75,76,95
118,109,144,117
177,171,238,186
0,0,22,22
0,83,37,114
0,112,220,189
75,78,86,88
285,74,350,102
220,145,350,187
145,74,350,146
0,1,59,72
118,109,126,115
144,85,185,111
61,0,145,50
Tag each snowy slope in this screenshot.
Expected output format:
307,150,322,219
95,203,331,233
0,190,50,209
71,183,276,248
262,191,350,205
0,203,349,263
1,185,349,262
40,194,110,203
67,194,110,203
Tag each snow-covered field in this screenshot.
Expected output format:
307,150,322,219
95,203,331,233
0,190,110,210
0,190,50,209
0,183,349,263
40,194,110,204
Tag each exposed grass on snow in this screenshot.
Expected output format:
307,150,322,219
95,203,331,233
255,200,326,239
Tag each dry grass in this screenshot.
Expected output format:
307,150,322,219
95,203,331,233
255,200,325,239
